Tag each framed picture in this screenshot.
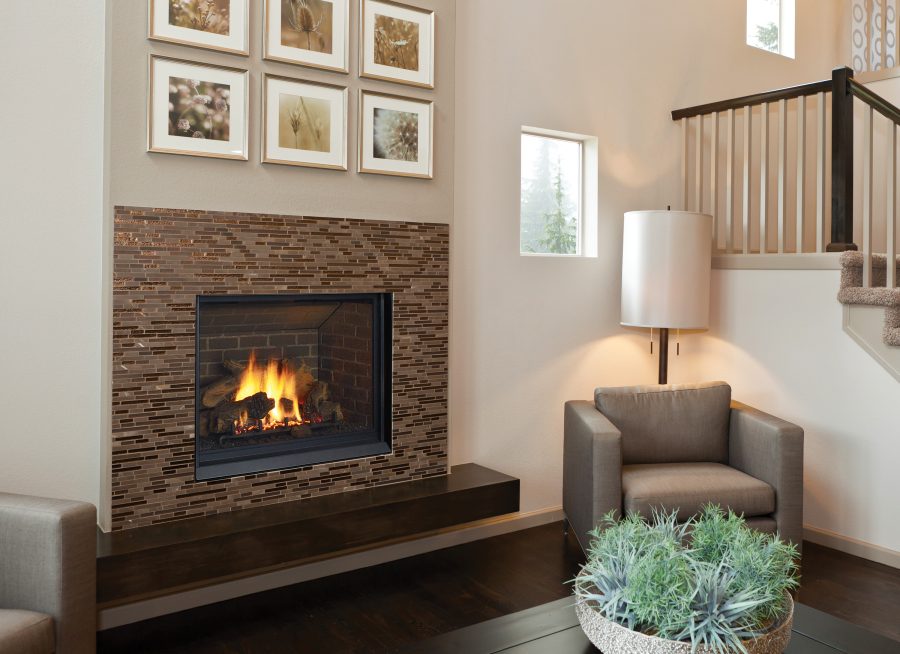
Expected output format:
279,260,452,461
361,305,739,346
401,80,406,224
149,0,249,56
358,90,433,178
360,0,434,89
148,55,249,160
264,0,350,73
262,75,348,170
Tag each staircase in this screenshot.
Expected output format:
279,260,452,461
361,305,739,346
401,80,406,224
671,67,900,379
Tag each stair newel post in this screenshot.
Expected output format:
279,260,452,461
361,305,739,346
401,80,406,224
828,66,859,252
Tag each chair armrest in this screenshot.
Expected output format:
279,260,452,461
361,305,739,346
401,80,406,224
0,493,96,654
563,401,622,551
728,401,804,547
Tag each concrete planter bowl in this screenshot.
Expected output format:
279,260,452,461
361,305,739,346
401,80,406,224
575,592,794,654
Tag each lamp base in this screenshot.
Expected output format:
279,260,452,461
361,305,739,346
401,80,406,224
658,328,669,385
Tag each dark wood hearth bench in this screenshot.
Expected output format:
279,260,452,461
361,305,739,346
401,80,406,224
97,464,519,609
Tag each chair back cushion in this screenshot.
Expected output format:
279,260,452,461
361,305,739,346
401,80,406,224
594,382,731,464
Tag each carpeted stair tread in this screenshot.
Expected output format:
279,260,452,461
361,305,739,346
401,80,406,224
839,252,900,346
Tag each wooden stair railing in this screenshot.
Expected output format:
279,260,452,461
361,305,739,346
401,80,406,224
848,77,900,289
672,66,900,289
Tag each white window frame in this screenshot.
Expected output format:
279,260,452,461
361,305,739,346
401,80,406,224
519,127,598,258
747,0,795,59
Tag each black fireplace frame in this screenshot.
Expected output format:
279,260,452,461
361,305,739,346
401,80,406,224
194,293,393,481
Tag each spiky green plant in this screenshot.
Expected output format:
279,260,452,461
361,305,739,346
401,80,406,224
572,507,799,653
673,561,769,654
690,504,749,564
626,537,693,638
692,504,800,624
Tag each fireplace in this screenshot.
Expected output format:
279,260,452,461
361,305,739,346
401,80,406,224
195,293,392,480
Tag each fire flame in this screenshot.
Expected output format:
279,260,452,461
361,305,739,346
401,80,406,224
234,351,302,432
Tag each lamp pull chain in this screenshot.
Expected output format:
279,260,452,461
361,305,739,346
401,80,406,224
650,327,654,355
677,329,680,356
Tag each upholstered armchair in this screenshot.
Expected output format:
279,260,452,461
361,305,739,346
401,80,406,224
563,382,803,552
0,493,96,654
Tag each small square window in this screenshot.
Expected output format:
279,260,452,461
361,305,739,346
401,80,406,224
520,131,589,256
747,0,795,58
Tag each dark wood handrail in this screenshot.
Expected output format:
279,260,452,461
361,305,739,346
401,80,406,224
849,78,900,125
671,80,831,120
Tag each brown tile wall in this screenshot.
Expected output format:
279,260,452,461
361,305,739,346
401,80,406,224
112,206,449,531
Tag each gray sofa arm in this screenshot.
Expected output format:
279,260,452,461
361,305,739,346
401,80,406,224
0,493,97,654
563,401,622,551
728,401,804,548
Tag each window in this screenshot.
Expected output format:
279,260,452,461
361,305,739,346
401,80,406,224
520,129,597,257
747,0,795,58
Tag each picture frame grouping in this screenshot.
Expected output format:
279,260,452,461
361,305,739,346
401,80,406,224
147,0,436,177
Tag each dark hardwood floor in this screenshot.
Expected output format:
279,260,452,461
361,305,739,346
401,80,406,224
98,523,900,653
797,541,900,642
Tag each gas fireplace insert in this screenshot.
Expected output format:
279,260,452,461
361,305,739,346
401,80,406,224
195,293,392,480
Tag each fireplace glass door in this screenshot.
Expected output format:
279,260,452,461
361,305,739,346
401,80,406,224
195,293,391,480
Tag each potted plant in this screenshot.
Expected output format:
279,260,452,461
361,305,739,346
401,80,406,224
573,505,799,654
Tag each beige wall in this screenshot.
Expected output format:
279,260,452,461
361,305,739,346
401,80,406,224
108,0,455,224
690,269,900,554
450,0,848,522
0,2,107,511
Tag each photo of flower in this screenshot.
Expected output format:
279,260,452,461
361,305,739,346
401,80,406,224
168,77,231,141
359,91,432,178
373,108,418,161
361,0,433,88
263,75,347,170
168,0,231,35
265,0,348,72
279,94,331,152
374,14,420,71
150,0,248,56
281,0,334,53
150,56,248,160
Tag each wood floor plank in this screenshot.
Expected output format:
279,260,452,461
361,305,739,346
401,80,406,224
797,542,900,643
97,524,900,654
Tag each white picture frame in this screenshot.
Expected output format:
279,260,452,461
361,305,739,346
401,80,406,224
263,75,348,170
148,55,249,160
358,90,433,179
264,0,350,73
360,0,434,89
149,0,250,56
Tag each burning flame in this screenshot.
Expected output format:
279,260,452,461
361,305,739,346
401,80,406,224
234,351,302,431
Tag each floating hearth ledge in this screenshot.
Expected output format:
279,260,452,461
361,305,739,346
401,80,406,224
97,464,520,609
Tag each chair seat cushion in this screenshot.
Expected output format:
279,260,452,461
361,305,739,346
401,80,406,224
622,462,775,522
0,610,54,654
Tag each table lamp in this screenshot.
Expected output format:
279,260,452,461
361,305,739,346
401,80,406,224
620,210,713,384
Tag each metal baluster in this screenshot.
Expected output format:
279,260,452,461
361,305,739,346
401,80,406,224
816,92,826,253
711,112,719,250
889,123,897,288
695,115,703,212
682,118,689,211
778,99,787,254
726,108,735,253
743,106,751,254
796,96,806,253
760,102,769,254
863,105,874,287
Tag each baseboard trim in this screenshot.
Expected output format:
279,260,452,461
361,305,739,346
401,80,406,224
98,506,564,630
803,524,900,569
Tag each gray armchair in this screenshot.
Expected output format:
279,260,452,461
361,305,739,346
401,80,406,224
563,382,803,553
0,493,96,654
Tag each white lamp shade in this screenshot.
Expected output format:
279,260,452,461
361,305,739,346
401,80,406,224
621,210,712,329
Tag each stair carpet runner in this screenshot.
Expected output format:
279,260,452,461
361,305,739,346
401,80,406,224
838,252,900,346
